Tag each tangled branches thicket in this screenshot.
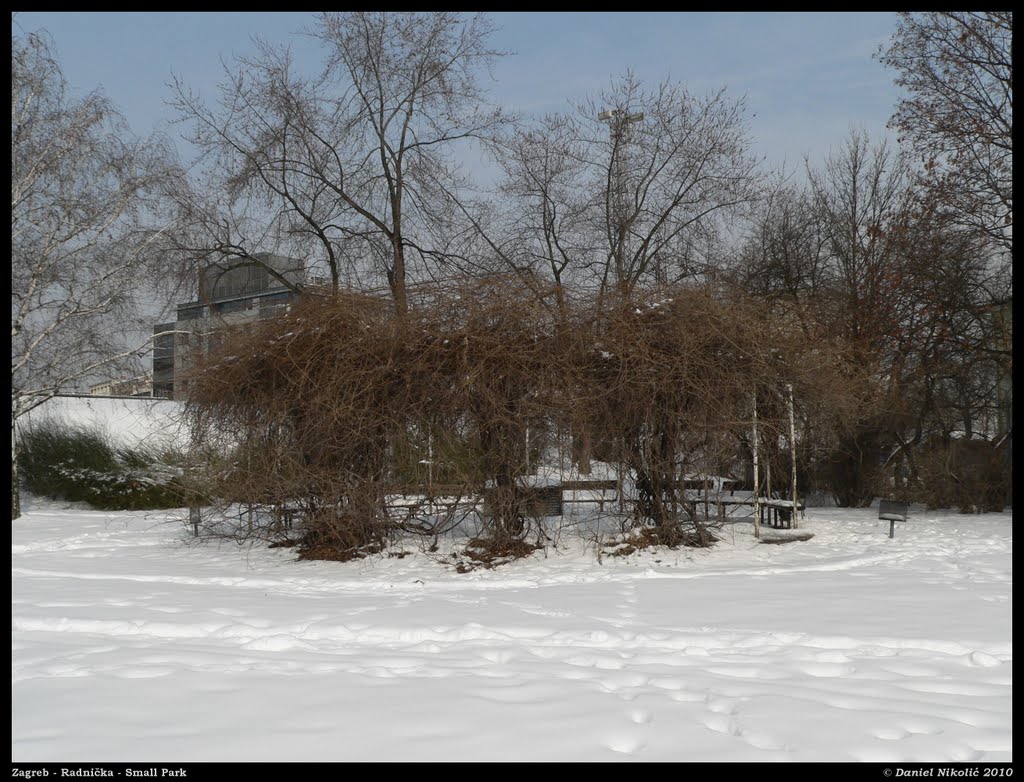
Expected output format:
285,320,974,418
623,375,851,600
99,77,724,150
575,288,857,547
184,279,568,559
184,280,854,563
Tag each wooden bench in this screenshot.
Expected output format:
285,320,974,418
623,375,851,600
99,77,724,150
878,500,910,538
385,484,482,515
561,480,618,512
759,497,805,529
483,486,563,518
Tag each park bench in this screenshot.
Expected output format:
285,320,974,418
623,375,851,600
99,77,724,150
386,485,477,514
561,480,619,512
878,499,910,538
758,496,805,529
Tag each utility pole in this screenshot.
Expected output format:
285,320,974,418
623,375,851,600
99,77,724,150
598,108,643,293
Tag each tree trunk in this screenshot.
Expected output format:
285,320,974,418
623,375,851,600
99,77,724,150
12,419,22,521
391,232,408,317
573,429,592,475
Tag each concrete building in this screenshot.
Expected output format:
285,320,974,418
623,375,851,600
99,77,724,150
89,374,154,397
153,253,304,399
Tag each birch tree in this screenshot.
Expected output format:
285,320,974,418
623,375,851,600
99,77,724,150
11,24,173,519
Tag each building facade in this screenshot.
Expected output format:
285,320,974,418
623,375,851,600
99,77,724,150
89,374,154,397
153,253,304,399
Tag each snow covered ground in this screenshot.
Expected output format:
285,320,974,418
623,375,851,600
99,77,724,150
11,497,1011,763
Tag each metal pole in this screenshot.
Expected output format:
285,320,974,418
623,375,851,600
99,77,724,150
787,382,798,529
599,108,643,291
752,393,760,540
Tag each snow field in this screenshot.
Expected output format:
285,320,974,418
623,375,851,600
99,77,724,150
11,501,1011,762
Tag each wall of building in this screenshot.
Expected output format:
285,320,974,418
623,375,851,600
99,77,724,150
153,254,304,400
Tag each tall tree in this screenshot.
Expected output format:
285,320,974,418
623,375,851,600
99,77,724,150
878,12,1012,255
778,129,1007,506
807,130,916,359
493,114,596,321
171,12,507,314
491,72,759,304
735,182,830,314
761,131,919,506
585,73,760,298
11,23,174,519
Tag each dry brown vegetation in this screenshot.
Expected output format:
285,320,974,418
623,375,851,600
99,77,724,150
579,288,847,544
184,278,570,560
180,278,914,564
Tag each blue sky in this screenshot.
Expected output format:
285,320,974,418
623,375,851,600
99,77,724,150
13,12,904,175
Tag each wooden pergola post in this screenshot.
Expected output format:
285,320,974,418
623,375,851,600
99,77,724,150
787,382,798,530
752,393,760,540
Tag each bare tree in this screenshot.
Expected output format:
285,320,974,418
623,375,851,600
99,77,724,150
878,12,1012,255
800,131,923,505
583,73,760,297
170,12,507,314
761,129,1010,507
884,199,1010,507
807,130,917,358
475,75,759,475
491,73,759,304
11,23,175,519
493,114,597,322
733,182,831,331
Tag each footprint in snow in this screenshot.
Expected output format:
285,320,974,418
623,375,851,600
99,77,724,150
870,727,912,740
967,651,1001,667
705,695,737,715
627,708,652,725
606,735,645,754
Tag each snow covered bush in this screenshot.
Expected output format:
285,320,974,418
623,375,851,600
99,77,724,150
16,419,185,510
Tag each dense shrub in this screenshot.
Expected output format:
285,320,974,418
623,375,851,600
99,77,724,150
17,420,185,510
574,288,856,545
912,438,1009,513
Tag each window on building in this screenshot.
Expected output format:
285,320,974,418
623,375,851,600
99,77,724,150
178,305,204,321
215,299,253,315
